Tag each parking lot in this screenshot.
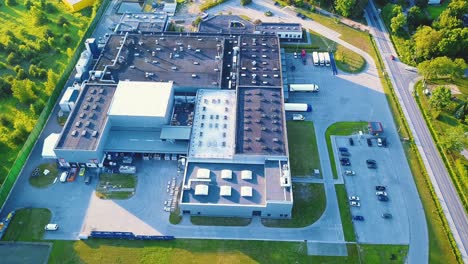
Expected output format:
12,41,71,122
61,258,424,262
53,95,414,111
333,136,409,244
285,51,412,245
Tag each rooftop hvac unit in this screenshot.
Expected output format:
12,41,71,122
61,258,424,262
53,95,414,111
263,74,268,77
242,67,247,70
244,127,251,131
99,89,104,94
261,145,269,150
214,68,219,72
192,74,197,78
75,121,81,127
193,61,199,65
252,67,257,70
81,130,87,136
273,138,279,142
255,137,261,141
85,121,91,128
90,89,97,94
261,127,267,131
262,61,268,65
273,74,279,78
251,54,256,58
171,66,177,70
71,130,77,136
79,113,86,118
263,81,268,84
195,49,201,52
92,131,98,137
92,105,97,110
262,55,267,58
83,105,89,110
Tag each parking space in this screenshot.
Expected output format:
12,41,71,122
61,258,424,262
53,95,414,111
333,136,409,244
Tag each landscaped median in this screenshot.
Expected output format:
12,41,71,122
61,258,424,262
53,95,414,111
286,121,321,177
335,184,355,241
261,183,325,228
29,163,59,188
191,216,251,226
325,122,368,179
334,45,367,73
1,208,51,241
95,174,137,200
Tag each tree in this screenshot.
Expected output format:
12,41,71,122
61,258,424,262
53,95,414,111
192,16,202,27
11,78,37,104
24,0,32,10
335,0,356,18
57,15,68,26
436,11,462,29
391,12,407,35
407,6,426,30
440,126,467,152
413,26,442,60
415,0,427,8
418,57,465,80
31,6,47,26
6,0,17,6
44,69,59,96
429,86,452,111
240,0,252,5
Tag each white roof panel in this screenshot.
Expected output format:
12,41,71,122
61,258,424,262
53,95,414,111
195,184,209,195
197,168,210,179
108,81,173,117
241,186,253,197
42,133,60,159
220,185,232,196
241,170,252,180
221,169,232,179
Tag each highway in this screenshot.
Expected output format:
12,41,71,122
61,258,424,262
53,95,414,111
366,1,468,262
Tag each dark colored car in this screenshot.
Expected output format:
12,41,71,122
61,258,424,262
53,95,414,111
382,213,393,219
378,195,389,202
353,215,364,221
367,138,372,146
375,185,386,191
340,151,350,157
366,159,377,169
340,158,351,166
339,147,348,152
390,55,395,60
84,174,91,185
349,137,354,146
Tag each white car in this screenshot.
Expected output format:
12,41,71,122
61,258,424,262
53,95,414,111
294,52,298,59
349,196,360,201
376,191,388,196
350,201,361,207
45,224,59,231
344,170,356,176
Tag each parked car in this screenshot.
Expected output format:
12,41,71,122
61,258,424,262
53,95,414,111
353,215,364,221
366,159,377,169
382,213,393,219
350,201,361,207
378,195,389,202
349,137,354,146
376,191,387,196
338,147,348,152
345,170,356,176
84,174,92,185
59,171,69,183
349,196,360,201
377,137,383,147
68,168,78,182
375,185,386,191
294,52,298,59
340,158,351,166
79,167,86,176
340,151,350,157
45,224,59,231
367,138,373,146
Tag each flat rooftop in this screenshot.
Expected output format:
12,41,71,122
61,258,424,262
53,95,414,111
236,87,287,155
265,160,292,202
199,15,255,34
255,23,302,34
56,84,117,150
95,34,225,88
117,13,167,33
238,35,282,87
189,90,236,159
104,129,188,153
181,162,266,205
108,81,172,117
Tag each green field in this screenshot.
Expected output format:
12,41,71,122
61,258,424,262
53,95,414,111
286,121,321,177
325,122,368,179
262,183,326,228
191,216,252,226
335,44,367,73
0,2,93,184
28,162,59,188
96,173,137,199
1,208,51,241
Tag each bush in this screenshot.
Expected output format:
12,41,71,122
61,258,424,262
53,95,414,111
240,0,252,5
6,0,17,6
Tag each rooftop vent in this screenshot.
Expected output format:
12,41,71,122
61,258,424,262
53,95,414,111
81,130,87,136
71,130,77,136
75,121,81,127
92,131,98,137
79,113,86,118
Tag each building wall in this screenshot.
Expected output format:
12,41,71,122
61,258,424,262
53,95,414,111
109,115,169,128
179,201,292,219
64,0,95,12
276,31,302,39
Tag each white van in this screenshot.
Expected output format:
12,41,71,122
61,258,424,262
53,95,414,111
45,224,59,231
59,171,69,183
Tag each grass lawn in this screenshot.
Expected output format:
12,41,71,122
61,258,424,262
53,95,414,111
96,173,137,200
427,1,450,19
335,184,356,241
29,162,59,188
359,244,409,263
1,208,51,241
325,122,368,179
262,183,325,228
286,121,321,177
334,44,367,73
191,216,251,226
169,207,182,225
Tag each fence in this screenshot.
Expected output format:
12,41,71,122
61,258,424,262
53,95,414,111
0,0,111,210
90,231,175,241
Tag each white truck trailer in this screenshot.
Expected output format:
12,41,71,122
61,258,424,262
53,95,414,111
289,84,319,92
285,103,313,112
292,114,305,121
318,52,325,66
312,52,319,66
323,52,331,66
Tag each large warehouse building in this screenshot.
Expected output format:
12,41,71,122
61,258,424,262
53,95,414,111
52,28,293,218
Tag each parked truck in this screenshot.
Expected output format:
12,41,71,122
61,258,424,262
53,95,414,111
301,49,306,65
285,103,313,112
323,52,331,67
289,84,319,92
318,52,325,66
312,52,319,66
292,114,305,120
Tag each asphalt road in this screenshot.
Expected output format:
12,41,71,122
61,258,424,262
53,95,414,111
366,1,468,261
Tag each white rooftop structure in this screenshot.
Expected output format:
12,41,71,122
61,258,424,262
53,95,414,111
220,185,232,196
189,90,237,159
241,170,252,180
241,186,253,197
221,169,232,180
42,133,60,159
197,168,211,179
195,184,209,195
108,81,173,118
